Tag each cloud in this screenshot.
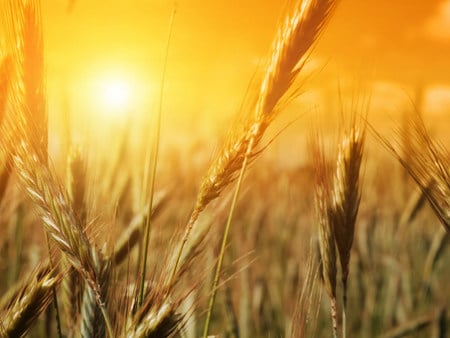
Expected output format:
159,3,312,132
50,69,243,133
424,0,450,41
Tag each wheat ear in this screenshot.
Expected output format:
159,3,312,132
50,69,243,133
67,144,87,224
0,264,60,338
170,0,336,289
0,56,13,203
332,119,365,338
202,2,337,335
13,140,95,295
0,55,13,125
127,273,183,338
60,144,88,333
60,264,82,334
2,2,64,336
79,249,111,338
311,133,338,338
290,243,322,338
0,56,14,205
202,1,337,335
112,190,169,265
9,139,113,337
3,0,47,157
128,300,180,338
374,109,450,233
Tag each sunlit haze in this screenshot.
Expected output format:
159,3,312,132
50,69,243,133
95,76,134,118
37,0,450,150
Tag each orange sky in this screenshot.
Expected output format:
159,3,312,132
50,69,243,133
39,0,450,131
42,0,450,78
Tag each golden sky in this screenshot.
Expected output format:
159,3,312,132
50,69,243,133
39,0,450,129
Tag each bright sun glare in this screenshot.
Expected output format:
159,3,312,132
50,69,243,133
102,81,130,108
88,69,148,121
98,79,132,116
86,68,154,124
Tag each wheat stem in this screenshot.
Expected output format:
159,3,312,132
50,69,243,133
342,278,347,338
170,0,336,291
202,138,253,338
138,5,176,308
101,305,114,338
43,233,63,338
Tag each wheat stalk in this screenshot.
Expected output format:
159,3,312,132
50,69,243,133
290,243,322,338
0,55,13,125
59,144,88,333
310,114,365,338
0,21,104,318
200,1,337,335
127,273,183,338
333,125,365,281
332,118,365,338
1,2,64,336
2,0,47,158
7,138,113,337
137,4,177,309
112,190,169,265
310,133,338,338
60,263,82,335
79,249,111,338
171,0,336,293
67,145,87,225
0,53,14,207
13,140,96,295
374,109,450,233
199,0,336,214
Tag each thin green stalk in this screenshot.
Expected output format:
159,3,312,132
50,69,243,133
202,139,254,338
167,209,199,290
10,206,24,286
342,280,347,338
99,304,113,338
138,6,176,308
43,217,63,338
37,206,62,338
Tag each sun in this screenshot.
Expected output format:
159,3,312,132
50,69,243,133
88,68,147,121
84,66,154,124
101,81,131,111
97,78,133,117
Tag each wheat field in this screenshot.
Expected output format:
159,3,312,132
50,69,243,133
0,0,449,337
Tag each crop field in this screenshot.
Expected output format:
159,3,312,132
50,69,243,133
0,0,449,337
